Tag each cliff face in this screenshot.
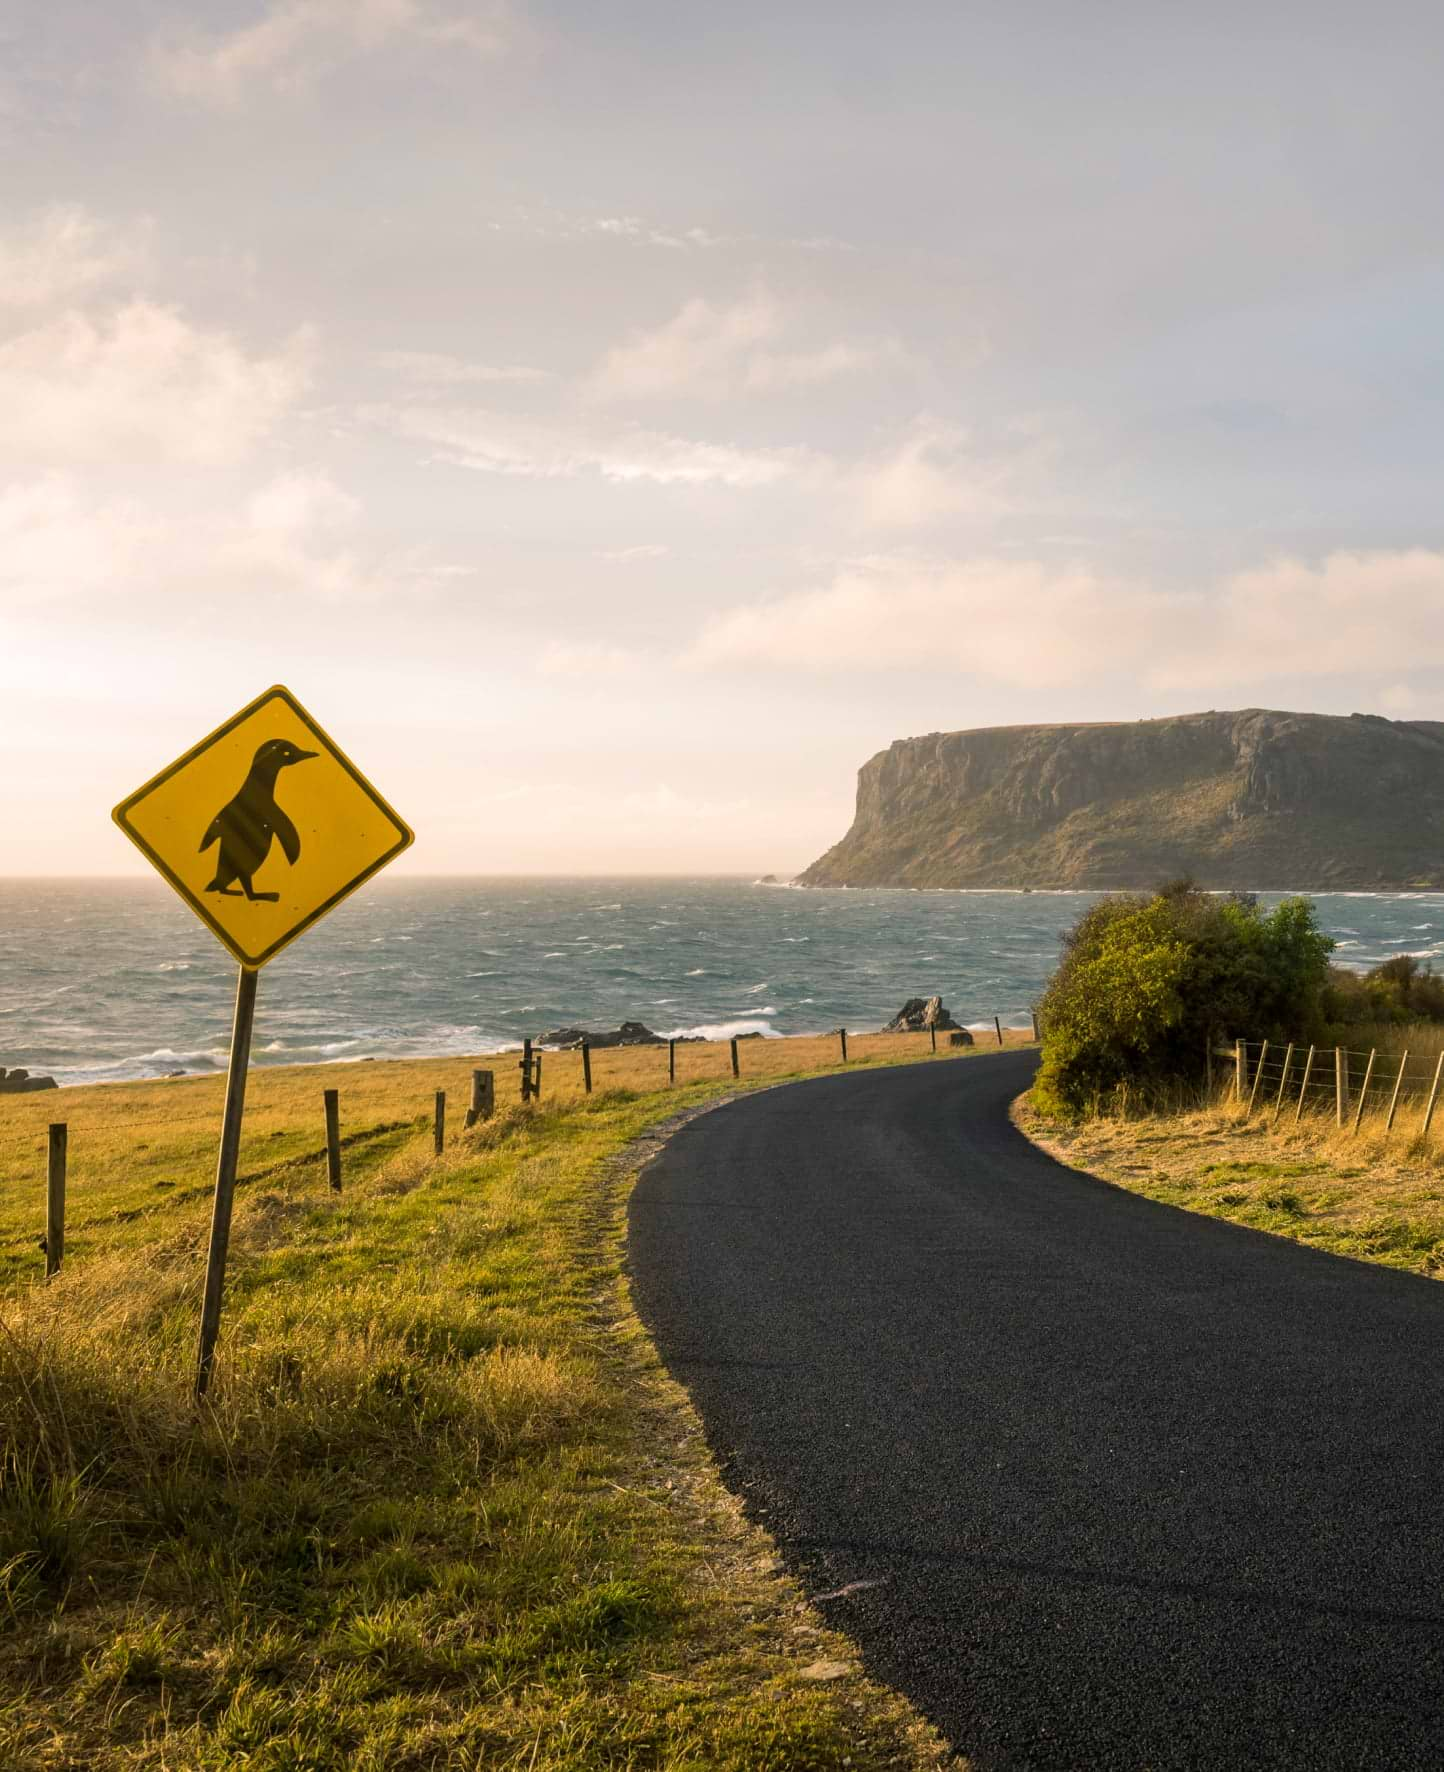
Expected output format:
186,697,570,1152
799,710,1444,889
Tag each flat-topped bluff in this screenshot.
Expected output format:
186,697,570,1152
799,709,1444,890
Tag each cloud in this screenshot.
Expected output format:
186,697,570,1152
0,300,308,466
536,640,641,677
599,543,669,562
377,349,551,386
686,547,1444,692
0,205,148,309
848,417,1013,528
588,289,908,403
152,0,510,103
0,477,159,604
382,404,810,487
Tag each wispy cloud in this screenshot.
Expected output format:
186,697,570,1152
0,205,149,309
151,0,512,103
377,348,552,387
598,543,669,562
380,403,812,487
588,288,910,403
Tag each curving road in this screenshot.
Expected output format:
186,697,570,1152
628,1052,1444,1769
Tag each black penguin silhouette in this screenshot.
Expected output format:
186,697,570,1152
200,739,316,902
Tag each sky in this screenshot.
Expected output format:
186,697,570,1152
4,0,1444,876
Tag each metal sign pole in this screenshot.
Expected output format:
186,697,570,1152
195,964,259,1399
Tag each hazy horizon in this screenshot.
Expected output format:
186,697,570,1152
5,2,1443,874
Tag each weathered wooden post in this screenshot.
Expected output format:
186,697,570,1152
730,1036,740,1079
994,1016,1004,1047
324,1086,342,1191
1352,1050,1377,1133
433,1089,445,1155
1246,1040,1270,1116
1294,1044,1316,1122
45,1123,67,1280
1271,1043,1295,1121
582,1041,592,1095
668,1038,675,1084
1235,1039,1247,1101
930,1024,937,1052
465,1068,494,1126
1031,1008,1040,1042
1422,1052,1444,1140
197,967,260,1398
520,1038,533,1104
532,1053,543,1101
839,1028,848,1063
1384,1050,1409,1135
1335,1046,1349,1127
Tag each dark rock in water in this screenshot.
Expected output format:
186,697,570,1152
0,1065,59,1094
538,1020,665,1049
882,996,961,1033
165,1070,187,1079
948,1029,975,1047
758,873,780,883
735,1030,765,1040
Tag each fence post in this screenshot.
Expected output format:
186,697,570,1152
1294,1045,1316,1123
930,1024,937,1052
465,1068,494,1126
1235,1039,1246,1101
1271,1043,1295,1121
1031,1007,1040,1042
1422,1052,1444,1140
1384,1049,1409,1134
730,1036,740,1079
532,1053,542,1101
520,1039,533,1104
1335,1046,1348,1127
581,1041,592,1094
1351,1050,1377,1133
994,1016,1004,1047
1246,1040,1269,1116
324,1089,342,1191
668,1038,675,1084
45,1123,66,1280
433,1089,445,1156
838,1028,848,1063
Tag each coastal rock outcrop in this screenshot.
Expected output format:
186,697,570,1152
0,1065,58,1094
798,709,1444,890
882,996,961,1033
538,1020,666,1049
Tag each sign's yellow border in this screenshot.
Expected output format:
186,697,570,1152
111,684,415,970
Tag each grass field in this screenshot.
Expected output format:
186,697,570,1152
1019,1068,1444,1280
1,1029,1025,1770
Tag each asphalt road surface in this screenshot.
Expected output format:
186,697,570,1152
628,1052,1444,1769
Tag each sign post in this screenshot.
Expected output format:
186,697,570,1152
112,685,413,1398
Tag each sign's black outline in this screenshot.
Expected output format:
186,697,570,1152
112,684,415,970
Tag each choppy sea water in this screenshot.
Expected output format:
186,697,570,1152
3,878,1443,1087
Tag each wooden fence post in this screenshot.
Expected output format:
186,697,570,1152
324,1088,342,1191
520,1039,533,1104
1352,1050,1377,1133
1384,1049,1409,1135
1246,1040,1269,1116
1335,1047,1348,1127
465,1069,494,1126
1031,1008,1040,1042
668,1038,675,1085
532,1054,542,1101
1294,1045,1316,1123
1271,1043,1295,1121
730,1036,740,1079
45,1123,66,1280
1235,1039,1246,1101
838,1028,848,1063
930,1024,937,1052
994,1016,1004,1047
582,1041,592,1095
433,1090,445,1156
1422,1052,1444,1140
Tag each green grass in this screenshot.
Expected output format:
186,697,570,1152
0,1042,971,1770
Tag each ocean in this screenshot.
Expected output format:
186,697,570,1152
3,878,1443,1087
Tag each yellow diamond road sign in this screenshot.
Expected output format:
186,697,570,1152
113,685,413,969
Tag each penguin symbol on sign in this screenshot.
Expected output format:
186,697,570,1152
200,739,316,902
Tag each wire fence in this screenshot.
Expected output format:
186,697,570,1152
1221,1038,1444,1137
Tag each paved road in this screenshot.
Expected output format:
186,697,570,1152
628,1053,1444,1769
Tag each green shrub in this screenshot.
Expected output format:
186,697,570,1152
1033,882,1334,1117
1323,953,1444,1027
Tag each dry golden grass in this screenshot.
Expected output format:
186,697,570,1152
1018,1080,1444,1278
0,1035,991,1770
